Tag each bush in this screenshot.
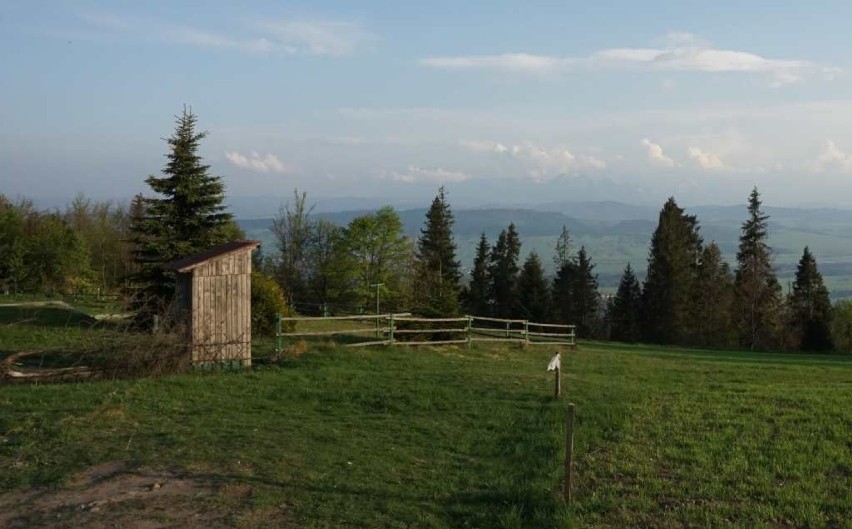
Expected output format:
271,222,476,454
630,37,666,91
251,272,293,335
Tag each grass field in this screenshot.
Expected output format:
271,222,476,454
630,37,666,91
1,303,851,528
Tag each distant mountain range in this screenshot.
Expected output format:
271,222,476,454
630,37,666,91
239,201,852,298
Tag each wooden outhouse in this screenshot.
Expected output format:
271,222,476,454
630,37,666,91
168,240,260,366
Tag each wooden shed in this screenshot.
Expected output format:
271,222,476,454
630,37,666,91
168,240,260,367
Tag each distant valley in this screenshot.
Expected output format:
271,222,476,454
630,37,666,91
239,201,852,297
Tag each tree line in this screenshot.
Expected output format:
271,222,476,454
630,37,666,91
1,108,848,353
609,189,835,352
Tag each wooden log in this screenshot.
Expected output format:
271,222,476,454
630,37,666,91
345,340,390,348
392,328,468,334
393,317,469,323
467,315,528,324
469,337,527,343
393,339,469,346
527,322,577,329
564,402,575,504
283,328,387,337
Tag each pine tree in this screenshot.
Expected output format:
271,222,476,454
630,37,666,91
488,224,521,318
464,232,491,316
693,242,736,347
517,251,551,322
414,187,462,315
129,108,233,321
610,263,642,342
571,246,600,337
551,226,575,324
788,247,833,351
734,187,782,350
642,197,702,344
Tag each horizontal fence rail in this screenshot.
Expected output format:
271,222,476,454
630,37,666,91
274,313,576,351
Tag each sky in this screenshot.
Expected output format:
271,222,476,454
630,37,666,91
3,1,852,215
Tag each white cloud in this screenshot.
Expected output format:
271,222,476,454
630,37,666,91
459,140,509,153
171,28,274,54
79,13,369,56
814,140,852,172
422,53,569,74
256,20,371,56
384,165,472,184
641,139,676,167
422,32,828,86
225,151,288,173
463,140,606,180
687,146,726,170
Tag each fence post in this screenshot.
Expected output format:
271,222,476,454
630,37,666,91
555,364,561,397
524,320,530,345
275,313,282,355
505,321,510,338
466,315,472,349
564,403,575,504
388,314,395,346
152,315,159,334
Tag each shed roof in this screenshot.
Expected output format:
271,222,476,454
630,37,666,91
167,240,260,273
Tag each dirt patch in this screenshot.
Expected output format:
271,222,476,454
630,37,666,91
0,462,237,528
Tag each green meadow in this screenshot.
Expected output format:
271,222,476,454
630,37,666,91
1,304,850,528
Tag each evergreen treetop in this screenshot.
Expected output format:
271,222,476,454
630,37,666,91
129,107,233,321
415,186,461,314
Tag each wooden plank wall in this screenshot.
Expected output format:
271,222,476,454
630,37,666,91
189,250,252,366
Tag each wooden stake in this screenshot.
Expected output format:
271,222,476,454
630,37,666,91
564,402,575,504
555,365,561,397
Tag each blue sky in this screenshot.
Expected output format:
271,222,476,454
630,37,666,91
3,1,852,214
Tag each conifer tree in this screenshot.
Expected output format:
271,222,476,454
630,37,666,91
414,187,461,315
551,227,575,323
693,242,736,347
464,232,491,316
788,246,833,351
488,223,521,318
517,251,551,322
570,246,600,337
642,197,702,344
734,187,782,350
129,108,233,321
610,263,642,342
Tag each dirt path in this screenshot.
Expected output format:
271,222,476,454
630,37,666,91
0,463,290,528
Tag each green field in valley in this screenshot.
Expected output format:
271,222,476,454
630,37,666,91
1,303,851,528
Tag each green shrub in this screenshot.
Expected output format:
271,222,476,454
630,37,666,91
251,272,293,335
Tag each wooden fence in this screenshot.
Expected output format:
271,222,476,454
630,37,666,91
274,313,576,352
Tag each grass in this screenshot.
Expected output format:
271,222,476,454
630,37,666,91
1,311,851,527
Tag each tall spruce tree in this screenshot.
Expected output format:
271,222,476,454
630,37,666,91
642,197,702,344
734,187,782,350
551,226,575,324
488,223,521,318
610,263,642,342
693,242,736,347
414,187,461,315
517,251,551,322
129,108,232,321
788,247,833,351
570,246,600,337
464,232,491,316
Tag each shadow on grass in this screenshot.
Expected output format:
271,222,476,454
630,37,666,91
0,305,97,328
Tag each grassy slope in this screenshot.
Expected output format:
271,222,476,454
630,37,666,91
2,328,851,528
